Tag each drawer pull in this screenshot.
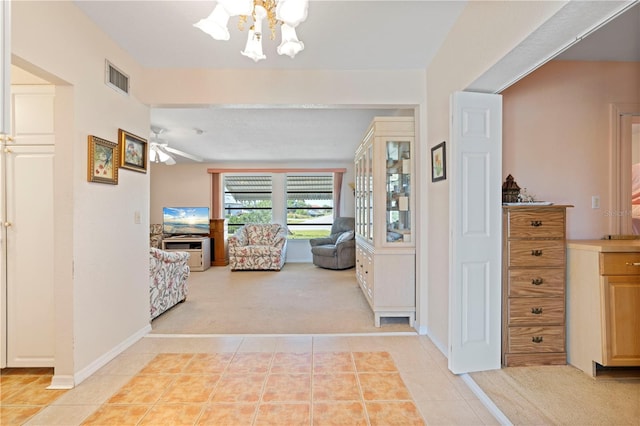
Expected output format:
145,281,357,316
532,336,544,344
530,220,543,227
531,278,544,285
531,307,543,315
531,250,543,256
625,262,640,267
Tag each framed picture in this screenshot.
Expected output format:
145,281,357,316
118,129,148,173
431,141,446,182
88,135,119,184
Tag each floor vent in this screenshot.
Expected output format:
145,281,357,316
105,60,129,95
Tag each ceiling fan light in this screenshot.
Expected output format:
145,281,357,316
275,0,309,27
193,4,230,41
277,24,304,58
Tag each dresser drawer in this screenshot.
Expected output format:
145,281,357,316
507,326,565,353
508,268,565,297
507,210,565,238
507,297,564,325
599,253,640,276
508,240,566,268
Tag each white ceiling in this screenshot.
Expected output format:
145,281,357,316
73,0,640,164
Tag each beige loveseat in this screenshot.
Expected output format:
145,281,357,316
149,247,190,320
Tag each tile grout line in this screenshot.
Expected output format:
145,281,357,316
352,351,373,426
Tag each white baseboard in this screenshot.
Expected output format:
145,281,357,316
69,324,151,387
415,323,428,335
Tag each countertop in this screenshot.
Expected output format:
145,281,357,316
567,239,640,252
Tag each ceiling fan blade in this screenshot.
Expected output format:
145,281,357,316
164,145,203,162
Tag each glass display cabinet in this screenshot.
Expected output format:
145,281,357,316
354,117,416,327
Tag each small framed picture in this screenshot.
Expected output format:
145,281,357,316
431,141,446,182
88,135,119,184
118,129,148,173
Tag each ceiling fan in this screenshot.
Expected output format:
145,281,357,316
149,126,204,165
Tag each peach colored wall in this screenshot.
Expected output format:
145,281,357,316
502,61,640,239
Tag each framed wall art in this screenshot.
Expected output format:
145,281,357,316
88,135,119,184
431,141,446,182
118,129,148,173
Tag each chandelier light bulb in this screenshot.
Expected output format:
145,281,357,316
241,30,266,62
277,24,304,58
193,4,231,41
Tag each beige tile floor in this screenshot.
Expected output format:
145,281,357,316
1,335,499,425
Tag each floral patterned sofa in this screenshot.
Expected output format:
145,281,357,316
228,223,288,271
149,247,190,320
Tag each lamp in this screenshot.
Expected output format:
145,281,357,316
194,0,309,62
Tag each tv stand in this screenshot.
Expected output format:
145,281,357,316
162,236,211,272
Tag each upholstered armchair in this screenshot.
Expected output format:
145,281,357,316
228,223,288,271
309,217,356,270
149,247,190,320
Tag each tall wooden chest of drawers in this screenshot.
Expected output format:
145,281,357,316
502,205,571,367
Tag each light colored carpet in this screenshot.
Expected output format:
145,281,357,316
470,365,640,425
150,262,415,334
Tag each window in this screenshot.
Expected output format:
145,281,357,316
224,175,273,234
286,174,333,239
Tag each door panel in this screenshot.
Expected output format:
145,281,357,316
449,91,502,374
6,145,55,366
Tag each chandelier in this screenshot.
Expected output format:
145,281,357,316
194,0,309,62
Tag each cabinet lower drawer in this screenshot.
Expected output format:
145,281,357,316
507,268,565,297
507,297,564,325
507,326,565,353
508,240,565,268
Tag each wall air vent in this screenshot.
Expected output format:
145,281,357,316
105,60,129,95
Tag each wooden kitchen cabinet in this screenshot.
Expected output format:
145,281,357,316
567,241,640,377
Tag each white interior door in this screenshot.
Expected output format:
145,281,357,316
449,91,502,374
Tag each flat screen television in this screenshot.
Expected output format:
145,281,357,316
162,207,210,236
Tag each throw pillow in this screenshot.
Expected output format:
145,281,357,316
335,230,354,244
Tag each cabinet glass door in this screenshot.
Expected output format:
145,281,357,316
355,155,361,236
366,144,374,242
385,140,411,243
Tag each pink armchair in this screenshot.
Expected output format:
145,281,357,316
228,223,288,271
